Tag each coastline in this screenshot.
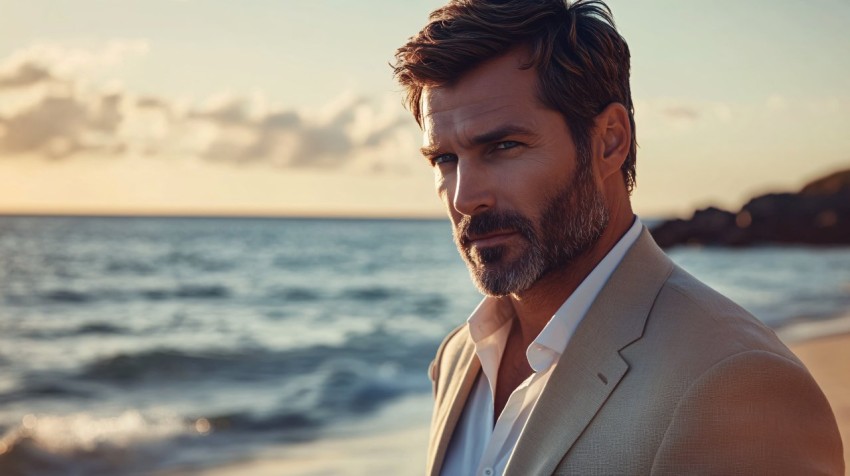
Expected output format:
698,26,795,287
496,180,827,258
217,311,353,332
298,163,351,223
175,313,850,476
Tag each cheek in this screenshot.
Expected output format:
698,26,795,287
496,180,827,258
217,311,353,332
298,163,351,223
497,160,549,193
434,173,446,201
434,174,463,222
502,159,571,211
434,170,453,203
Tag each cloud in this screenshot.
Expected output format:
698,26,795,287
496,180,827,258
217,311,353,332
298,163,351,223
635,98,735,134
0,62,55,88
136,96,172,114
0,95,88,158
182,94,406,168
661,106,699,120
0,42,418,172
0,89,128,159
0,40,149,79
188,97,255,127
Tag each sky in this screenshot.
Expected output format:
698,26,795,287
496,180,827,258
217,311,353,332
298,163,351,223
1,0,849,218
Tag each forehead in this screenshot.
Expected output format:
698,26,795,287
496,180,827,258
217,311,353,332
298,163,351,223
421,50,545,141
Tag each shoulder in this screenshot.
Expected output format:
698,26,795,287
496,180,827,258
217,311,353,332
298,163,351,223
651,349,844,474
646,264,798,363
641,266,843,473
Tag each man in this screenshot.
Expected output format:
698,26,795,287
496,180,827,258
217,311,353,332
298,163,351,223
393,1,844,475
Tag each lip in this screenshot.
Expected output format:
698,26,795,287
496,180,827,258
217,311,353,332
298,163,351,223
465,230,519,247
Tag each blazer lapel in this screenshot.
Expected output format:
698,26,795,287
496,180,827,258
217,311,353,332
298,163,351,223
428,337,481,476
505,229,673,475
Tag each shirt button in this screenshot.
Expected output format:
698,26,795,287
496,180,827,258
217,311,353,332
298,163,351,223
483,468,494,476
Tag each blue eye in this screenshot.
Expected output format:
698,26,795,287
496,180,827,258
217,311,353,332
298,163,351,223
495,141,519,150
432,154,457,166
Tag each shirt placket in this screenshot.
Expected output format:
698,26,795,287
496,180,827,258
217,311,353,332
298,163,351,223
475,371,540,476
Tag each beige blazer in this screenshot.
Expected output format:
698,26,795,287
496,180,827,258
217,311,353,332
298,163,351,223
427,228,844,475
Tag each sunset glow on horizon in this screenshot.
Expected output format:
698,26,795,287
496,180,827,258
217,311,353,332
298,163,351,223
2,0,849,218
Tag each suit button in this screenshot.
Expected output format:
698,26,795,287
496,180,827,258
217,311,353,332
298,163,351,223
483,468,493,476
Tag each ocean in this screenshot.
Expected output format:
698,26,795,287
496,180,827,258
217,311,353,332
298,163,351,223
0,216,848,475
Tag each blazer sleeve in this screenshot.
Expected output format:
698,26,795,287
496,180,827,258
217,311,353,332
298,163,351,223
650,349,844,475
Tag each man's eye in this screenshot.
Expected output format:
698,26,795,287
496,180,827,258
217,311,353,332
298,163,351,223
495,141,520,150
431,154,457,166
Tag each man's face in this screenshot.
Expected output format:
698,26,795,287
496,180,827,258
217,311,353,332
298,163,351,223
420,49,609,296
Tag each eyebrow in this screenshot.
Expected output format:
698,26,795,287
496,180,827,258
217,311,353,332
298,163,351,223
419,124,535,157
470,124,535,146
419,144,441,158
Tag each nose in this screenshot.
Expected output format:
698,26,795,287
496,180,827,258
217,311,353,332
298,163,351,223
451,159,495,217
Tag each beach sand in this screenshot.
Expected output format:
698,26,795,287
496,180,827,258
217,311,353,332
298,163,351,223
182,330,850,476
197,423,429,476
789,332,850,470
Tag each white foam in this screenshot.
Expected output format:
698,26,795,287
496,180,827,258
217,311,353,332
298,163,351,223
1,409,194,455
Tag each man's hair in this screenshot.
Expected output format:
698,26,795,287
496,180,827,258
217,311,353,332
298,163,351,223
392,0,637,193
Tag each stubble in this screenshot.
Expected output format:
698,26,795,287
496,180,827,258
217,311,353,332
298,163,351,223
453,163,609,297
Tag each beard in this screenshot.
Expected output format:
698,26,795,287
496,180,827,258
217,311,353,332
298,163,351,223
452,161,609,297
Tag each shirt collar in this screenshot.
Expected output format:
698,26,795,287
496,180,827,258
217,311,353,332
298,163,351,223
467,297,515,396
527,216,643,372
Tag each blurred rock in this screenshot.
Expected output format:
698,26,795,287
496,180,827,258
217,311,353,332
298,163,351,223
651,168,850,247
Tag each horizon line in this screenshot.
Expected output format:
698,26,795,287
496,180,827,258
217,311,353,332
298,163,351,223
0,211,673,222
0,211,450,221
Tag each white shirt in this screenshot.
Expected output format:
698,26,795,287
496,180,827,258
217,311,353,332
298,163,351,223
441,217,642,476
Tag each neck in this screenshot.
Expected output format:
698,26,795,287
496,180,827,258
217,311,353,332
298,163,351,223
505,208,635,348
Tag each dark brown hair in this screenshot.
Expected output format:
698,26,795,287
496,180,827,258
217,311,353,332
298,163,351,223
393,0,637,193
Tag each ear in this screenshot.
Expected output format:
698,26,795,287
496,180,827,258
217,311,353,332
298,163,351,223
593,102,631,181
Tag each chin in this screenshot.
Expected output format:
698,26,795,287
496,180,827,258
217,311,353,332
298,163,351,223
470,260,542,297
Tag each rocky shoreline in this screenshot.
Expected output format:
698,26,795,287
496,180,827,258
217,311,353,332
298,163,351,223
650,169,850,248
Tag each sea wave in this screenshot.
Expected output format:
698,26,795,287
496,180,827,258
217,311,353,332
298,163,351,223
273,253,327,269
103,259,158,276
0,410,196,476
339,286,404,301
40,290,93,304
158,251,235,273
314,359,408,413
25,284,232,306
410,294,449,317
19,322,127,340
266,287,322,302
0,217,479,474
0,382,94,405
203,410,320,434
80,349,260,384
0,367,426,476
140,284,230,300
77,330,436,388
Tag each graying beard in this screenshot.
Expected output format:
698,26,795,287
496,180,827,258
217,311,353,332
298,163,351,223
467,185,609,297
470,243,546,297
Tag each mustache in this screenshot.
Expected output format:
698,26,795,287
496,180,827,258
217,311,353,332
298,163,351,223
454,210,536,246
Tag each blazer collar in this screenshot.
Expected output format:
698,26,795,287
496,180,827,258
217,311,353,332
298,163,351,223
504,228,673,475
